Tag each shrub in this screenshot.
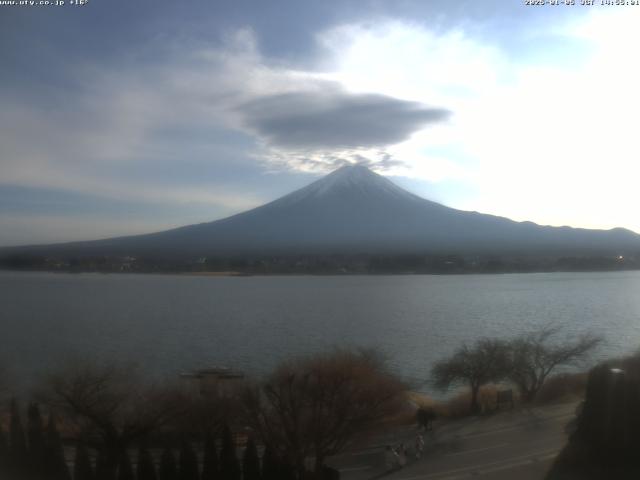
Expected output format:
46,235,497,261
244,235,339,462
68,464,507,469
535,373,588,405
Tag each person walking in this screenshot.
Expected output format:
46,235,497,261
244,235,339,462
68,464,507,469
384,445,397,471
415,433,425,459
398,444,407,468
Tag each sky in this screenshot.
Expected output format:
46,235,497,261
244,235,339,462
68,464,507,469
1,0,639,246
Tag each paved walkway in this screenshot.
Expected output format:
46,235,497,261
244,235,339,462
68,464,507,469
327,401,579,480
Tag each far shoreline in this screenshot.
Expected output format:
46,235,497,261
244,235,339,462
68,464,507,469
2,267,640,278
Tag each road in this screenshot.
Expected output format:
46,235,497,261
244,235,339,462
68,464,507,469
327,402,578,480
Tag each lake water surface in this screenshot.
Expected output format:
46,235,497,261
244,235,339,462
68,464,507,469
2,270,640,391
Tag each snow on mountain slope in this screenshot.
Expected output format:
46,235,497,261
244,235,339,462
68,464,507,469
282,164,420,201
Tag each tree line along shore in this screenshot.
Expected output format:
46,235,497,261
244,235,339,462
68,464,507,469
2,252,639,275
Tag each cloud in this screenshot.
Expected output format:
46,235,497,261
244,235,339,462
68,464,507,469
261,149,406,174
0,30,271,216
237,90,449,150
0,26,451,216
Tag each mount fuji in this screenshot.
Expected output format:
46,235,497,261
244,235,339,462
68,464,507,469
2,165,640,259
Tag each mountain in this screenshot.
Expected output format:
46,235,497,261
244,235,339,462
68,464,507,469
2,165,640,259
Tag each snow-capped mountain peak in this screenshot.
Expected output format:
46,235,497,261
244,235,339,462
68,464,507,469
278,164,421,205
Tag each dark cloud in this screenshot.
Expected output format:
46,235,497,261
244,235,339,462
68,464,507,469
238,91,450,150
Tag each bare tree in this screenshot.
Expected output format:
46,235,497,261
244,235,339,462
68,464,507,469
171,382,244,439
506,327,602,403
39,362,186,476
242,349,405,478
431,339,510,414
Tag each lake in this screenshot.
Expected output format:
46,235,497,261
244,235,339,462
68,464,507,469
1,270,639,392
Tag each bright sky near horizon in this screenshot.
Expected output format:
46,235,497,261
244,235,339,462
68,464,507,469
1,0,639,246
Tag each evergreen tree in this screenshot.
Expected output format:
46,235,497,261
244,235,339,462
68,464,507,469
278,457,295,480
44,413,71,480
95,448,116,480
219,425,240,480
0,422,9,474
260,445,278,480
9,398,28,470
242,437,260,480
73,443,94,480
27,402,46,475
159,448,178,480
117,450,134,480
136,447,157,480
201,433,219,480
178,441,199,480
